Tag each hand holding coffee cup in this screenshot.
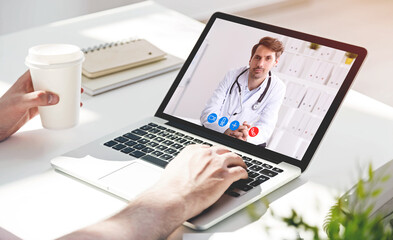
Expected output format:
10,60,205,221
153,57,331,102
25,44,84,129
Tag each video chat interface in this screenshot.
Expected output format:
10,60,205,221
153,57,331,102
164,19,356,160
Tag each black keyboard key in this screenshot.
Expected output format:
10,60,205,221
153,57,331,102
154,137,165,142
157,132,170,137
164,148,176,154
138,138,150,144
125,140,137,146
239,185,253,192
250,165,262,172
140,125,152,131
176,138,187,144
245,162,253,167
203,142,213,146
165,129,175,133
249,176,269,187
141,155,168,168
148,122,158,127
157,126,167,130
231,178,253,189
168,136,179,141
162,140,174,146
262,163,273,169
112,144,126,150
104,140,117,147
114,136,128,143
236,153,242,157
133,144,146,150
171,143,183,149
193,139,203,144
145,134,156,139
132,129,148,136
152,151,163,157
242,156,252,161
160,154,173,161
260,169,278,177
257,175,270,182
251,160,262,165
248,171,259,178
183,141,193,146
175,132,184,137
226,191,240,197
121,147,134,154
130,151,145,158
148,128,161,134
142,147,154,153
184,136,193,140
156,145,168,151
272,167,284,173
172,152,179,156
123,133,141,141
147,142,159,148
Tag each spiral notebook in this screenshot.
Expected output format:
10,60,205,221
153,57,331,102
81,39,183,96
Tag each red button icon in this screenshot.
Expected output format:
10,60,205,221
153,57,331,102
249,127,259,137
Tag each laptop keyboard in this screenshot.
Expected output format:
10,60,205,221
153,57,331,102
103,122,284,197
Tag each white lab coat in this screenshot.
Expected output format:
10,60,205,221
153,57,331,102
200,67,286,145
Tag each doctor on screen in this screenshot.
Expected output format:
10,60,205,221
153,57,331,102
200,37,286,146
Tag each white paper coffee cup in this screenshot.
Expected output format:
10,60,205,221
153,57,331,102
25,44,85,129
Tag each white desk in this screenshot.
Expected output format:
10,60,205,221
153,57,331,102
1,1,393,239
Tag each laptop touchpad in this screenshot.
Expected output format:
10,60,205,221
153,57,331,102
99,161,163,200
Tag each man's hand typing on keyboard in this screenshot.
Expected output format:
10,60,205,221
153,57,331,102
59,144,248,240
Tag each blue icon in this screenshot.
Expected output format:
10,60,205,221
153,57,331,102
218,117,228,127
229,120,240,131
207,113,217,123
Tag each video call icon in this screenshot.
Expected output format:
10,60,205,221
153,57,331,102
218,117,228,127
249,127,259,137
207,113,217,123
229,120,240,131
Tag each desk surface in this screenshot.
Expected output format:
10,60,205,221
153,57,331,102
1,1,393,239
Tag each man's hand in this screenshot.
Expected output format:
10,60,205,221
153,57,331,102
60,144,248,240
224,121,251,141
157,144,248,218
0,71,59,141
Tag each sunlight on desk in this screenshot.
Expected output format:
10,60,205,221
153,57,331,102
18,108,99,133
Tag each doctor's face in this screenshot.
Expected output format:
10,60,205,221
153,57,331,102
249,45,279,80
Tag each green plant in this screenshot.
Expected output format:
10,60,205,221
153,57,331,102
284,164,393,239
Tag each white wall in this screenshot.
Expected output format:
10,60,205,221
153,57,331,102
0,0,141,35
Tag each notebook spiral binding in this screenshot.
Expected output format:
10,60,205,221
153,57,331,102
81,38,140,54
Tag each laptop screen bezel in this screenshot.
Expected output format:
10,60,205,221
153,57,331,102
155,12,367,172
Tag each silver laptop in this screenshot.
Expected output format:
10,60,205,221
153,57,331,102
51,12,367,230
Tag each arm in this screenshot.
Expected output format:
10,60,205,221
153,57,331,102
0,70,59,141
59,144,248,240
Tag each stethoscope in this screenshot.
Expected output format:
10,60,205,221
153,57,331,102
227,67,272,116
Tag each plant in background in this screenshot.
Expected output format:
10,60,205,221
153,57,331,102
281,164,393,240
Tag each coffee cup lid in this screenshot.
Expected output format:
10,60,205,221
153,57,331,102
25,44,84,68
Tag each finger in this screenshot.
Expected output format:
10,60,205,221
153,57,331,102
210,145,230,155
227,166,248,181
221,152,247,169
22,91,59,109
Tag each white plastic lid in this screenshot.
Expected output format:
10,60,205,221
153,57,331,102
25,44,84,69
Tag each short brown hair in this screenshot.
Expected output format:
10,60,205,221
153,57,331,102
251,37,284,59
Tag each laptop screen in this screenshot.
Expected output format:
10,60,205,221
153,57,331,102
158,13,366,171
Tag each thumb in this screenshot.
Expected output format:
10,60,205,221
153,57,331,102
22,91,59,109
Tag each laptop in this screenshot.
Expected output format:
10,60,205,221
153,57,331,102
51,12,367,230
